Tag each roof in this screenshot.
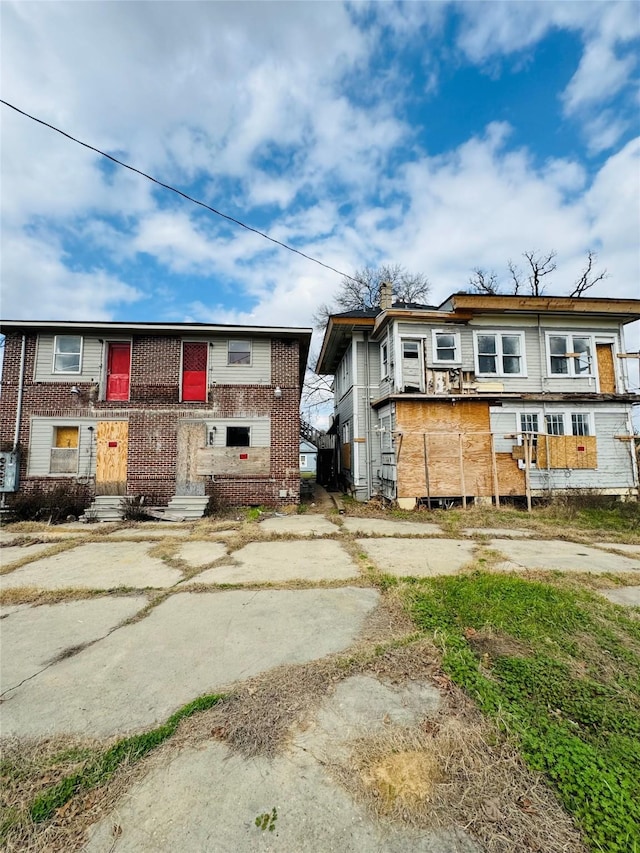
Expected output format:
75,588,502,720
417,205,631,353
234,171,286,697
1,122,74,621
0,319,313,388
316,292,640,374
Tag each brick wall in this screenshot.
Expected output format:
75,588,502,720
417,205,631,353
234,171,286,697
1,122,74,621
0,332,302,508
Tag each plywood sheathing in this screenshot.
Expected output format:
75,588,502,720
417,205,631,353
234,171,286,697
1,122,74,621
95,421,128,495
395,400,524,499
537,435,597,470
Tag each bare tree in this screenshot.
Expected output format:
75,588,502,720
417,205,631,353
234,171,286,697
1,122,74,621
469,268,500,295
507,260,522,295
313,264,431,328
568,250,608,297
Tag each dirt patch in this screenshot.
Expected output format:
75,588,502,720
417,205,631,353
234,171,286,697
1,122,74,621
333,715,586,853
466,630,532,662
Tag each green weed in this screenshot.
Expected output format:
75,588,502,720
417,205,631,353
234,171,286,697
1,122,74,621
406,573,640,853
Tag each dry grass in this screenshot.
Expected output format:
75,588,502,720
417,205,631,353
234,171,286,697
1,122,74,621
331,714,586,853
0,540,82,576
0,587,129,608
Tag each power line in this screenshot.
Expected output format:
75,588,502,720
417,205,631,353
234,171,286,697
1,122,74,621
1,99,359,283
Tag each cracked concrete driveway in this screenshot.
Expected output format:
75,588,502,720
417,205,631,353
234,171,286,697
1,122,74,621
1,509,636,853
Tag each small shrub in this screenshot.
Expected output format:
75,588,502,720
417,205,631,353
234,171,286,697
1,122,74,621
10,484,90,523
120,496,150,522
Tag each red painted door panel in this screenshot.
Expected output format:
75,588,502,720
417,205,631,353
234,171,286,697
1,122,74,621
182,343,208,401
106,343,131,401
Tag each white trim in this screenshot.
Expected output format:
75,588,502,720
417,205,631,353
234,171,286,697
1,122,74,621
545,331,595,378
52,334,83,374
473,330,527,377
400,336,425,391
593,336,619,393
432,328,462,365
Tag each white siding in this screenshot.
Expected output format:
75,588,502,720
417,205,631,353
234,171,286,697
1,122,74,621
208,338,271,385
34,336,103,383
28,418,97,478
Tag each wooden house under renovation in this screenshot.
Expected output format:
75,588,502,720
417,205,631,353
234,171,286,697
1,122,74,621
316,288,640,508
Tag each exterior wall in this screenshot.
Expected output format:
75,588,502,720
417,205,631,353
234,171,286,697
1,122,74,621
299,440,317,474
1,333,302,508
391,317,626,395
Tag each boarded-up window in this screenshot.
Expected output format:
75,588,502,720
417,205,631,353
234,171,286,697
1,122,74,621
50,426,79,473
182,342,208,402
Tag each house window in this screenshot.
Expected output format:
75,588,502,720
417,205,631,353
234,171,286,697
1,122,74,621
228,340,251,365
299,454,308,468
226,426,250,447
520,412,539,445
342,421,350,444
50,426,79,474
476,333,524,376
381,342,389,377
571,413,591,436
548,335,592,376
53,335,82,373
402,340,420,359
545,414,565,436
433,331,459,363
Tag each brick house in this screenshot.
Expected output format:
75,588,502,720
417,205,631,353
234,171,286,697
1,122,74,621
0,320,311,511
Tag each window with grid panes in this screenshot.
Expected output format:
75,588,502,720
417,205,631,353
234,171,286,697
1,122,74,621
545,414,565,436
571,413,590,436
434,331,458,362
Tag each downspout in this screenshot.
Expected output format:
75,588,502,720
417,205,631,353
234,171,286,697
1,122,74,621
13,334,26,451
364,332,373,500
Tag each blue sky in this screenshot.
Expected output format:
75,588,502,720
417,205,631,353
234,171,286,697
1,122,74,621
1,1,639,391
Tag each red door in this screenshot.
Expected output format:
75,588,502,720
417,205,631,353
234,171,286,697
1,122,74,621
182,343,208,401
106,343,131,401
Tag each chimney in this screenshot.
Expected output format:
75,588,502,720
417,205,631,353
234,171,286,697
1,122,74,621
380,281,393,310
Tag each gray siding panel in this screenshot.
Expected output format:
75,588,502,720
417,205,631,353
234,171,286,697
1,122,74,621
209,338,271,385
28,418,98,478
34,336,104,383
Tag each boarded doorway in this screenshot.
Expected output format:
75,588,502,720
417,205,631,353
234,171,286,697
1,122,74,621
95,421,128,495
176,421,207,496
596,344,616,393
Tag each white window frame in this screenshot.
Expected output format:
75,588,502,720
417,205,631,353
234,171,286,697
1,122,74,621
432,329,461,365
381,341,389,378
299,453,308,468
342,421,350,444
52,335,83,374
545,332,594,378
569,412,593,437
227,339,252,366
49,425,80,475
544,413,566,436
473,331,527,377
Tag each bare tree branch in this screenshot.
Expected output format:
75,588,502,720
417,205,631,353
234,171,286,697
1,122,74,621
568,250,609,297
469,268,500,295
522,250,556,296
313,265,431,329
507,260,522,295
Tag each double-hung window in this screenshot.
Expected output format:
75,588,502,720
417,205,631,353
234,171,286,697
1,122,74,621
53,335,82,373
227,340,251,366
520,413,539,446
50,426,79,474
548,334,592,376
433,331,460,364
476,332,525,376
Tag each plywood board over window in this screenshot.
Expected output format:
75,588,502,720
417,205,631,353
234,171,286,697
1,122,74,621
596,344,616,393
537,435,597,469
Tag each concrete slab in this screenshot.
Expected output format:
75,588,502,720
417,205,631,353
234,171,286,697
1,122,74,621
357,538,475,577
259,515,340,535
343,518,442,536
0,596,147,694
0,542,183,590
175,541,227,567
1,603,30,618
593,542,640,556
109,527,192,539
183,540,358,585
1,587,380,737
463,528,533,538
0,542,61,567
85,739,478,853
292,675,442,762
489,539,640,574
600,586,640,607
